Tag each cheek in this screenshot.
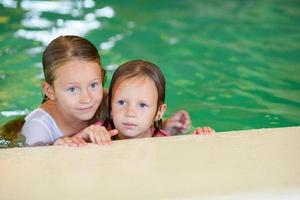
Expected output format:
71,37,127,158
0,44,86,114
111,105,123,121
92,88,103,101
55,92,72,102
148,107,158,118
111,105,119,117
95,92,103,102
56,95,76,108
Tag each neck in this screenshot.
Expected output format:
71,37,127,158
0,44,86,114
41,100,88,137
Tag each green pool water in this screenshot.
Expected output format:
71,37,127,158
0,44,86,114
1,0,300,145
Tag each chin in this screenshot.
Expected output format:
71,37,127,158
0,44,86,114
77,113,94,121
119,131,140,139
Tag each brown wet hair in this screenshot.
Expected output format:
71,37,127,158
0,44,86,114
42,35,106,102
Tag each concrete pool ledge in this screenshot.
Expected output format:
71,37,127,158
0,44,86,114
0,126,300,199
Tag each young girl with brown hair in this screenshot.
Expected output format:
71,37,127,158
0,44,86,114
67,59,214,144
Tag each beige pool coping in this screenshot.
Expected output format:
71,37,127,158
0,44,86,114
1,126,300,199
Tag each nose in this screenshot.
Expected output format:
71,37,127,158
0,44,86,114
125,106,137,117
80,89,92,103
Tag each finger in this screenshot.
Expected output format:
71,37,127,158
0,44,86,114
90,125,104,144
175,122,190,133
88,131,96,143
97,130,108,145
53,138,65,146
103,132,112,145
93,132,104,145
92,126,105,145
63,137,77,147
176,126,187,134
203,127,213,135
183,117,191,127
72,137,87,147
172,121,184,128
180,110,190,121
207,127,214,135
95,126,111,145
180,110,189,118
179,113,191,130
169,112,182,121
172,122,187,134
79,126,94,140
109,129,118,137
181,123,191,132
207,127,215,134
193,127,204,135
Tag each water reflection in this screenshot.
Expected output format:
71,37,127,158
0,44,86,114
1,0,300,133
1,110,29,117
95,6,115,18
100,33,128,51
0,0,17,8
21,1,78,15
0,0,116,45
0,0,119,126
22,12,52,29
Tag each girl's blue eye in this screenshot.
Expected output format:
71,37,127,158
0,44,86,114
139,103,148,108
90,82,99,90
117,100,126,106
67,87,78,94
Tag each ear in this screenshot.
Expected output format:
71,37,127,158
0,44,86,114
155,104,167,121
42,81,56,100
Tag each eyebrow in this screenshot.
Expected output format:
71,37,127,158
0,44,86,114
62,78,102,87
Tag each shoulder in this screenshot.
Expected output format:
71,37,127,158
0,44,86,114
25,108,49,120
22,108,63,145
23,108,54,130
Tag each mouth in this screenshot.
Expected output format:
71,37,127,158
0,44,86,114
78,105,94,112
122,122,138,129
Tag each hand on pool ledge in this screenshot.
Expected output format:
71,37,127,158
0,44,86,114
162,110,191,135
77,123,118,145
53,136,87,147
193,127,215,135
53,124,118,147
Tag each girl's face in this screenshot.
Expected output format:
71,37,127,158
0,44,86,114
47,60,103,121
111,76,165,139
